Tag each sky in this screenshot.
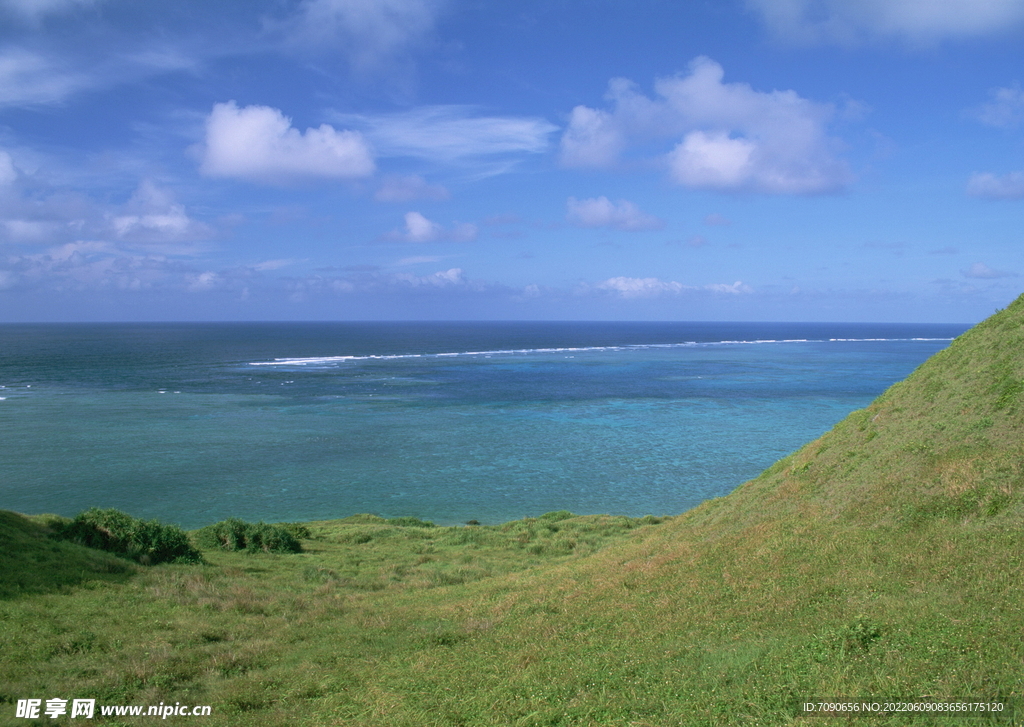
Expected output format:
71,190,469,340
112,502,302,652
1,0,1023,322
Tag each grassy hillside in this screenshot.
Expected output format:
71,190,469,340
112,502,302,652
3,296,1024,725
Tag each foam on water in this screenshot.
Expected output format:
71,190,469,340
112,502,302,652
248,337,956,368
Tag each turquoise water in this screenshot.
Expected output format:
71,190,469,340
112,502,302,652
0,322,966,528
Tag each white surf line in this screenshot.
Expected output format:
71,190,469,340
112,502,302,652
247,336,957,367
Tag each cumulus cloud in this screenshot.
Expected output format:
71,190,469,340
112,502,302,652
747,0,1024,44
373,174,449,202
966,171,1024,199
559,57,850,194
284,0,443,75
383,211,477,243
566,196,664,231
962,262,1017,279
333,105,557,166
200,101,375,184
559,106,624,169
393,211,440,242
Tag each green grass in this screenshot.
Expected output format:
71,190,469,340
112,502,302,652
4,294,1024,725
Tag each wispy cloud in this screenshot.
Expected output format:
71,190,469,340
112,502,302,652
962,262,1017,279
703,213,732,226
966,171,1024,199
280,0,445,79
395,255,443,265
0,0,98,24
971,83,1024,128
566,196,664,231
747,0,1024,45
373,174,449,202
333,105,558,166
0,47,92,107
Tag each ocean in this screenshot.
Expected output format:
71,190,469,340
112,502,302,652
0,321,967,529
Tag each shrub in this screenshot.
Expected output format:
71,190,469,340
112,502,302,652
51,508,202,565
195,518,302,554
538,510,574,522
384,517,436,528
278,522,313,539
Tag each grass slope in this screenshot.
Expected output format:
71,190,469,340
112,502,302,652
0,512,134,599
3,296,1024,725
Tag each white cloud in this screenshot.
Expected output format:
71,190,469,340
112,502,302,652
1,0,94,22
559,106,623,169
110,181,213,245
384,211,478,243
187,271,220,291
747,0,1024,44
0,151,17,185
200,101,375,184
962,262,1017,279
3,219,59,242
334,105,557,164
374,174,449,202
397,211,440,242
0,241,197,292
396,255,442,265
0,40,197,110
559,57,850,194
973,84,1024,128
393,267,465,287
670,131,757,190
703,213,732,226
0,48,91,107
252,259,295,271
285,0,443,74
705,280,754,294
566,196,664,231
966,171,1024,199
593,276,753,298
596,276,684,298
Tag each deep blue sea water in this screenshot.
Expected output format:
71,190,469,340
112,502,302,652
0,321,968,529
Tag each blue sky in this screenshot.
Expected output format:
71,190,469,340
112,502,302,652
1,0,1023,322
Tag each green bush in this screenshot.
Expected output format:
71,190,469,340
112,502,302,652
278,522,313,539
538,510,574,522
384,516,436,528
195,518,302,554
51,508,202,565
